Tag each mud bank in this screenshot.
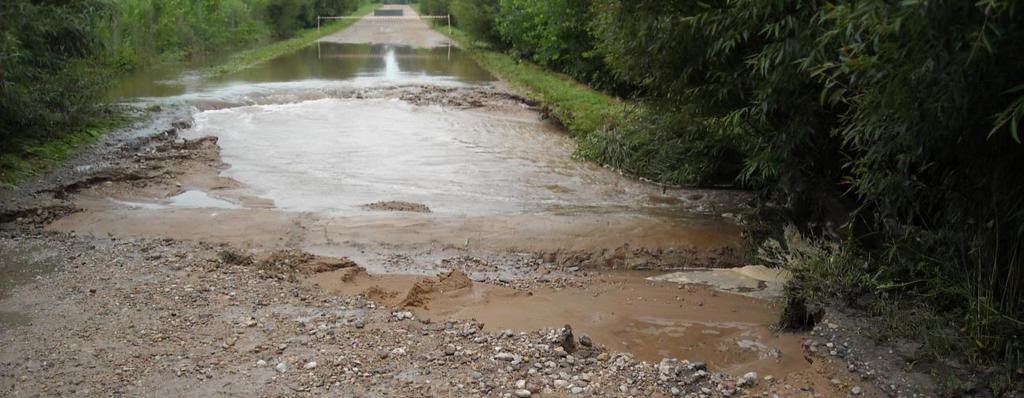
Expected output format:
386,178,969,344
0,233,893,397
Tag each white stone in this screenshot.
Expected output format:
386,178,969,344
738,372,758,387
495,352,517,361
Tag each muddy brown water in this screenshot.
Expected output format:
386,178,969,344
308,270,804,377
0,246,61,329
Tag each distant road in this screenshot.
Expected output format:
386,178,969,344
319,5,451,48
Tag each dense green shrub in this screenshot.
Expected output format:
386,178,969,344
592,0,1024,370
94,0,362,66
578,106,745,187
95,0,270,65
449,0,500,44
1,0,107,146
418,0,450,16
494,0,619,91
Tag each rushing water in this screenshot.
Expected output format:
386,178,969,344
189,98,723,217
104,38,742,234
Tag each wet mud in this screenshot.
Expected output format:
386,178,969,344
308,269,801,374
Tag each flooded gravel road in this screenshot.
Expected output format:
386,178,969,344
58,12,753,268
0,5,920,397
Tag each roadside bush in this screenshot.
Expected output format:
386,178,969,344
449,0,500,44
418,0,450,16
578,106,744,186
495,0,621,92
264,0,361,38
591,0,1024,379
1,0,107,147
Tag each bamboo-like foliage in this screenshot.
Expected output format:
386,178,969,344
0,1,107,146
593,0,1024,371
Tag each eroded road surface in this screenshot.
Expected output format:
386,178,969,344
0,5,930,397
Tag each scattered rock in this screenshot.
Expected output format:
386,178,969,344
361,201,431,213
558,324,577,354
738,371,758,387
494,352,517,361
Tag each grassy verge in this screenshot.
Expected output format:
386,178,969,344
434,26,741,187
204,2,375,77
0,107,144,187
439,26,623,141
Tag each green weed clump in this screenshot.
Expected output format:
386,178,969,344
765,227,1024,394
1,107,139,186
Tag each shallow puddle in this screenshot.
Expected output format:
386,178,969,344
0,246,61,329
113,190,241,210
308,270,805,377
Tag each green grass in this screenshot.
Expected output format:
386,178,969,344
0,108,143,186
204,2,375,77
439,26,624,140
